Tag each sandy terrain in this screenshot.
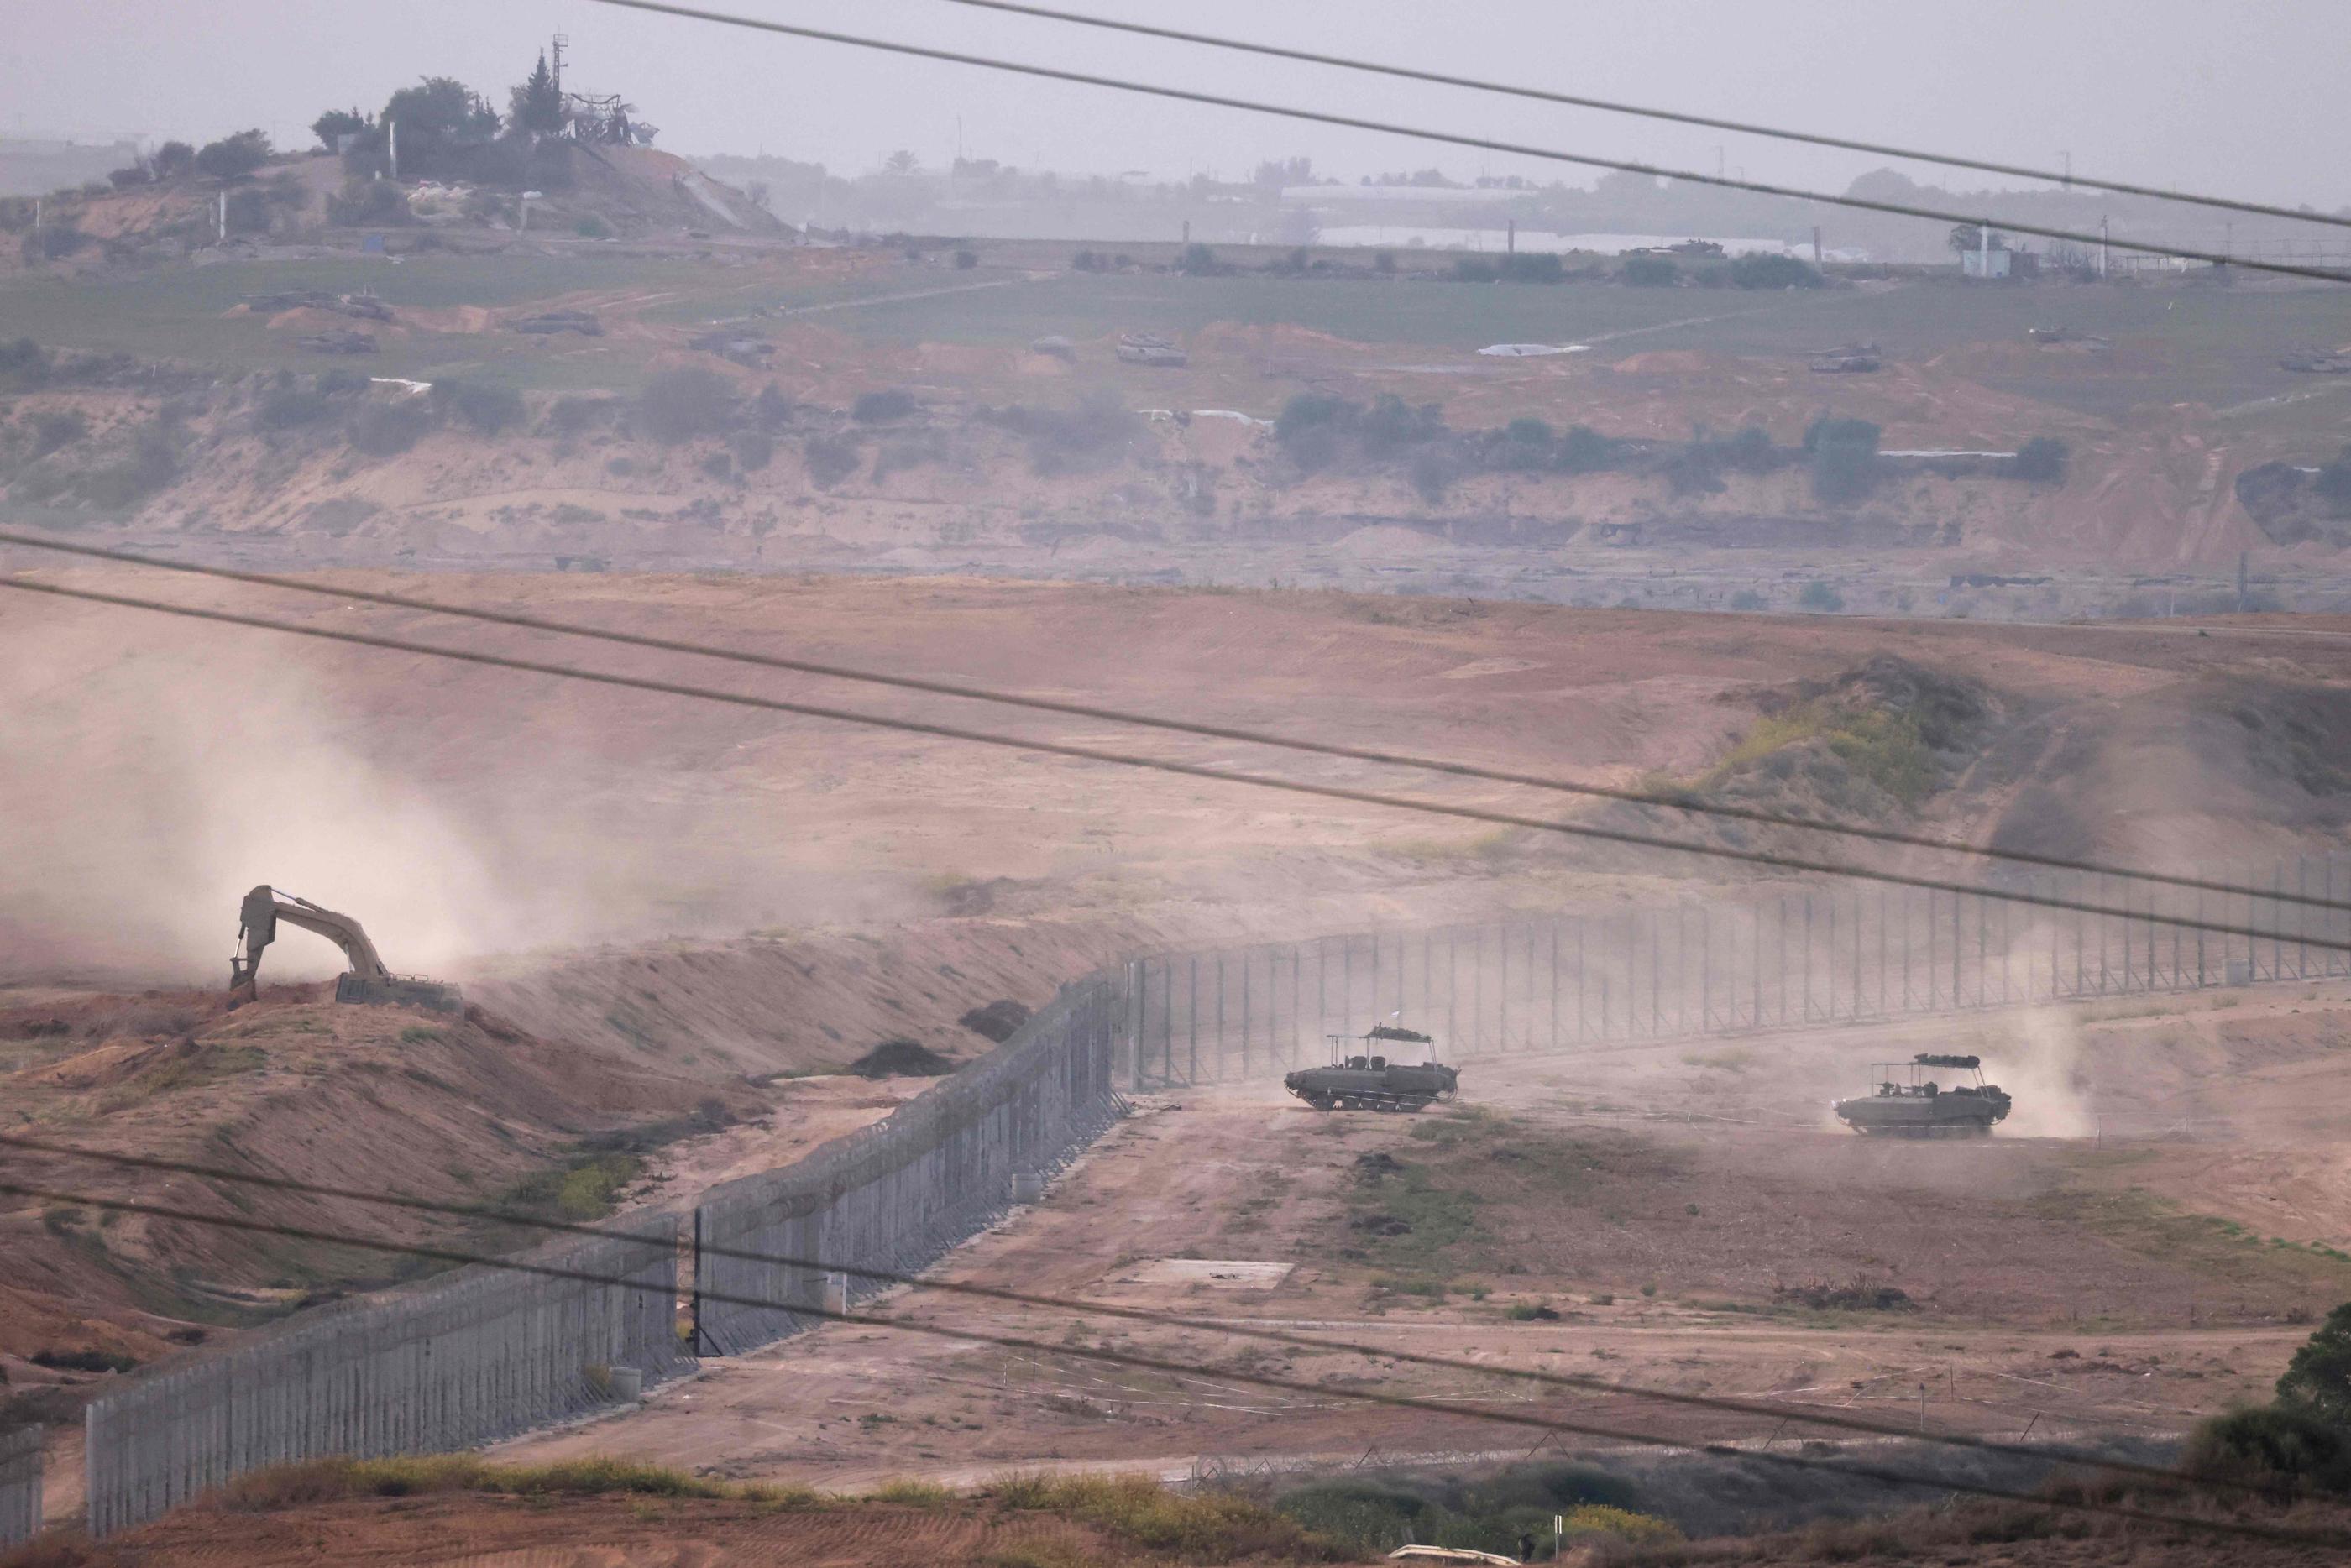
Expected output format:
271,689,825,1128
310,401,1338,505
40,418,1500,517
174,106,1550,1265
491,981,2351,1497
8,578,2351,1555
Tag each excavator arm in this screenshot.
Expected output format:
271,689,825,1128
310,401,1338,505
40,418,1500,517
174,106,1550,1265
228,885,458,1014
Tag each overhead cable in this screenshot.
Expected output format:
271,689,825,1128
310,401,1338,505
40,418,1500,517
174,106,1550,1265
929,0,2351,235
0,1175,2330,1550
7,572,2346,951
582,0,2350,283
0,1129,2266,1496
3,531,2339,911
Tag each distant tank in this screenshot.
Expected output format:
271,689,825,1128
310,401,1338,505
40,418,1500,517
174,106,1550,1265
1833,1053,2011,1137
1285,1024,1458,1112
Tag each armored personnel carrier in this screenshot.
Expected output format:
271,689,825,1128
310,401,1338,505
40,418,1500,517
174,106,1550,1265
1284,1024,1458,1112
1833,1053,2010,1137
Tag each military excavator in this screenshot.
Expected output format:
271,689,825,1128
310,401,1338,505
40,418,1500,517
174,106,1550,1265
228,885,463,1014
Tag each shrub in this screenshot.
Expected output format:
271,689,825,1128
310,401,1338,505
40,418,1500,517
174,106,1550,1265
29,408,89,456
1071,248,1105,272
107,162,154,190
1730,252,1823,289
1359,394,1443,457
29,1348,137,1374
698,449,732,480
952,248,978,269
752,384,794,431
1729,588,1767,611
575,214,611,239
1409,444,1461,503
636,366,736,442
804,432,861,489
851,388,918,423
2011,435,2069,483
435,379,525,436
194,129,271,181
977,397,1138,475
326,178,411,227
728,427,774,471
1175,243,1220,275
24,225,90,262
1373,250,1396,274
1621,255,1678,286
1555,425,1619,473
256,384,336,431
1796,579,1846,612
76,425,180,509
2185,1403,2351,1493
1275,394,1354,445
1805,414,1881,504
349,399,436,456
547,395,617,436
151,141,196,180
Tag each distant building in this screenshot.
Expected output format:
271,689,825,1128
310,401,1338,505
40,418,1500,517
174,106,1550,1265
1961,248,2014,279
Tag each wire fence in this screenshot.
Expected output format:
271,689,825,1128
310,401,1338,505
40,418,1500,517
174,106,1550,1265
81,972,1131,1539
0,1425,38,1549
1125,855,2351,1085
71,852,2343,1540
82,1220,681,1538
696,970,1128,1353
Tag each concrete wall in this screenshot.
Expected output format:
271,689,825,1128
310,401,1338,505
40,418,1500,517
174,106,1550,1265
0,1425,38,1549
84,1220,680,1538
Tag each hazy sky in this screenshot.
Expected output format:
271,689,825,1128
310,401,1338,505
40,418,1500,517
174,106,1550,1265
9,1,2349,208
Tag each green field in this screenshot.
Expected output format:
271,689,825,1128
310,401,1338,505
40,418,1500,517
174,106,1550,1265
3,249,2346,422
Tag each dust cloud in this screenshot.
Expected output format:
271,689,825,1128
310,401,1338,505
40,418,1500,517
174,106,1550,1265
1986,999,2097,1140
0,589,1003,988
0,606,515,985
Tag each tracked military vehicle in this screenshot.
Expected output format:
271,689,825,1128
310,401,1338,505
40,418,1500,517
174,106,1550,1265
1284,1024,1458,1112
1833,1053,2010,1137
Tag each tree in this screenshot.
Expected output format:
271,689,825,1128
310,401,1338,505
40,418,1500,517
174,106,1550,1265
150,141,196,180
509,52,564,136
1729,253,1822,290
1805,415,1881,504
311,108,369,152
381,77,500,175
2278,1304,2351,1427
883,149,919,175
2011,436,2069,483
193,129,271,181
1948,223,2008,253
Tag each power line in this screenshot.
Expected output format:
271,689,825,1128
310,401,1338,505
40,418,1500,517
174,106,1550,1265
0,1130,2244,1497
932,0,2351,236
584,0,2350,283
2,1175,2328,1549
8,572,2345,952
5,529,2338,912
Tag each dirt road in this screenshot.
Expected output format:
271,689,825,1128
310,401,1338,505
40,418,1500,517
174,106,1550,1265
499,981,2351,1491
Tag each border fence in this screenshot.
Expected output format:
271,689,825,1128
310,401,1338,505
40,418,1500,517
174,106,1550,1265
69,852,2342,1539
1125,856,2351,1085
696,970,1126,1353
0,1425,38,1549
82,1220,682,1538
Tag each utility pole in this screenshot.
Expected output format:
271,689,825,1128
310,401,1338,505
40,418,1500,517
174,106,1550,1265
388,119,398,180
2098,216,2109,279
217,191,227,243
